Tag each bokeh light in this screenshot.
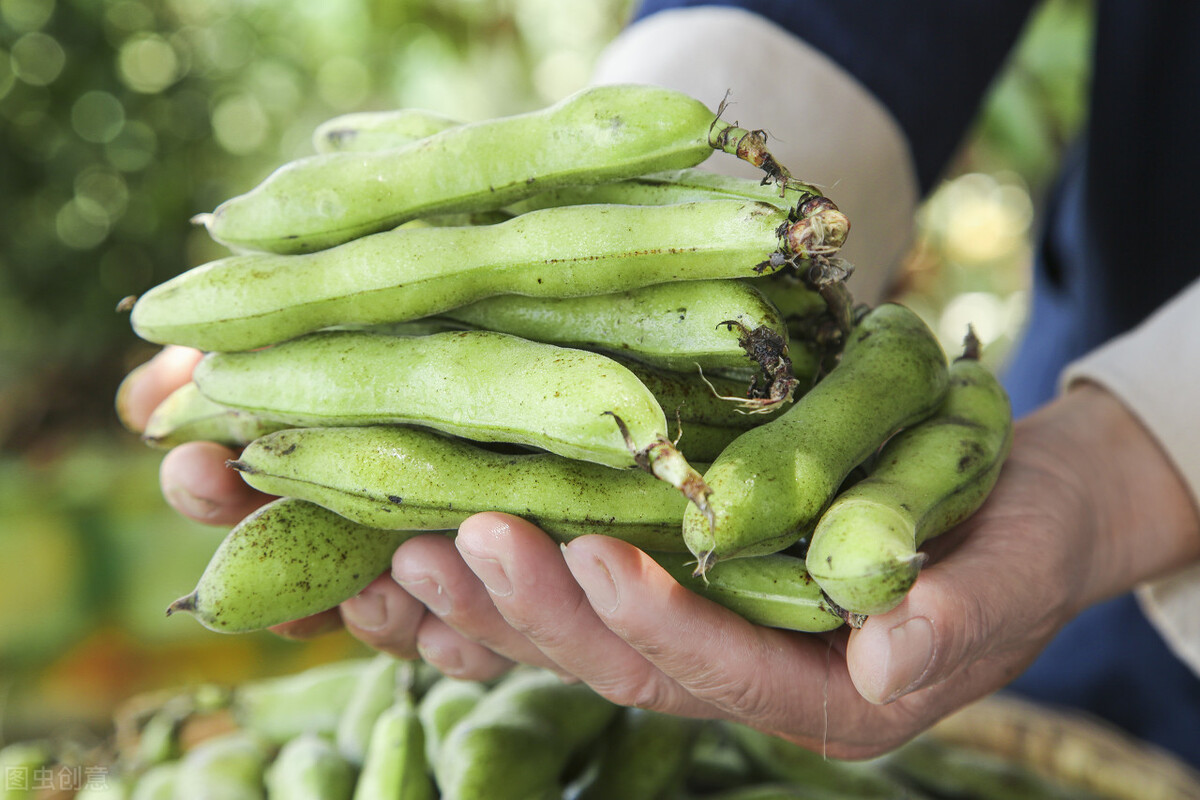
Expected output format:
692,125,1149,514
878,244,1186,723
10,31,66,85
71,90,126,143
211,92,270,154
1,0,56,33
117,32,182,93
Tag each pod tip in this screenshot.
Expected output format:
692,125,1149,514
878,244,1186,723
190,212,213,228
167,592,198,617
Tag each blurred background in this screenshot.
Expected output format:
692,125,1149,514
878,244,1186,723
0,0,1090,743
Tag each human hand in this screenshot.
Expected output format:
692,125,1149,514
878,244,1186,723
328,382,1200,758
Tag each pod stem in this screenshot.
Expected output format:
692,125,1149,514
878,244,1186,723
605,413,714,528
708,95,820,195
755,196,851,275
780,197,851,260
709,321,798,412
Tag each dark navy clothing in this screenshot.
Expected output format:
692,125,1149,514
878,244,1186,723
637,0,1200,765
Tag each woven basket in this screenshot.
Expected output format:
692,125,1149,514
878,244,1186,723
927,694,1200,800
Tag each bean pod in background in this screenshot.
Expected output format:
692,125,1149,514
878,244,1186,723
263,734,355,800
434,669,617,800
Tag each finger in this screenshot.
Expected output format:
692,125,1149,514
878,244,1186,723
160,441,273,525
116,346,204,433
391,531,563,674
338,572,429,660
561,534,910,755
455,513,710,718
414,614,515,682
846,500,1076,711
268,608,344,640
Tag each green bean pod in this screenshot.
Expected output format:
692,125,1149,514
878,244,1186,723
725,724,914,800
263,734,355,800
202,84,795,254
806,347,1013,615
355,315,804,425
685,785,862,800
507,167,818,214
312,108,460,154
233,659,375,744
130,762,179,800
569,708,698,800
352,695,434,800
142,382,290,450
305,105,825,218
167,498,415,633
651,552,844,633
438,279,792,374
230,425,691,551
133,199,816,354
666,421,748,463
335,654,403,766
435,669,618,800
171,731,269,800
682,304,949,571
75,775,134,799
416,678,488,769
882,738,1085,800
195,330,713,516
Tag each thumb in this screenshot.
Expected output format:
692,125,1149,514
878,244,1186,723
844,533,1071,705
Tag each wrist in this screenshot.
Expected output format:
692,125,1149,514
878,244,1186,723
1026,381,1200,609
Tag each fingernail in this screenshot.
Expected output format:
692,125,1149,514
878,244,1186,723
395,575,451,616
561,545,619,614
163,484,220,520
418,640,463,676
878,616,935,703
341,589,388,631
457,548,512,597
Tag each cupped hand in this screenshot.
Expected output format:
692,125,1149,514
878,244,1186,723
122,347,1200,756
331,382,1200,758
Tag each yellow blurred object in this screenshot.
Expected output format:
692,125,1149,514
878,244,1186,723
931,694,1200,800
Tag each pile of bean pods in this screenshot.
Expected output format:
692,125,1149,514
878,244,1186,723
11,658,1123,799
119,83,1014,636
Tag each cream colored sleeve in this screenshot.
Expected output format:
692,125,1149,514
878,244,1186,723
590,6,920,305
1060,275,1200,677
